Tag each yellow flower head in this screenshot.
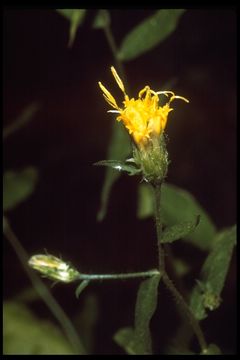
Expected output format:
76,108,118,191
99,67,189,148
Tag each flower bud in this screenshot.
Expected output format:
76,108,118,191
28,254,80,283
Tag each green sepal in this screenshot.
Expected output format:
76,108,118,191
161,215,200,244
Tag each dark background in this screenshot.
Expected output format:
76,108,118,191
3,9,236,354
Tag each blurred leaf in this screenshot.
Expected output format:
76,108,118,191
15,287,40,303
190,225,236,320
75,293,99,353
137,182,153,219
137,183,217,251
113,327,136,355
97,121,131,221
202,343,222,355
114,274,161,354
92,9,110,28
118,9,186,61
3,102,40,140
3,167,38,212
3,301,75,354
173,258,191,277
161,215,200,243
94,159,140,176
56,9,87,47
165,347,196,355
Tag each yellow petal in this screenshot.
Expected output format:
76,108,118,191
111,66,126,94
98,81,119,109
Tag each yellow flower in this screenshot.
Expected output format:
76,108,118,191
99,67,189,148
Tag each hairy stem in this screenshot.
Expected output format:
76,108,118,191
3,216,86,355
78,269,160,281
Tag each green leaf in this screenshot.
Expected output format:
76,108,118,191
137,183,217,251
92,10,110,29
97,121,131,221
3,167,38,212
56,9,87,47
118,9,186,61
134,274,161,354
113,327,136,355
114,275,161,354
3,301,75,354
3,102,40,140
75,280,90,299
75,293,99,353
137,182,154,219
190,225,236,320
94,159,140,176
161,215,200,244
202,343,222,355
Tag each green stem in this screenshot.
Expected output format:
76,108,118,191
152,184,207,353
78,269,160,281
3,216,86,355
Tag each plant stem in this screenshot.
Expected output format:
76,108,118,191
3,216,86,355
152,184,207,353
78,269,160,281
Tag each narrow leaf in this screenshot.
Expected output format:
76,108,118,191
161,215,200,244
56,9,87,47
118,9,186,61
94,160,140,176
190,225,236,320
92,10,110,29
133,274,161,354
97,121,131,221
3,167,38,212
75,280,90,299
137,183,216,251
